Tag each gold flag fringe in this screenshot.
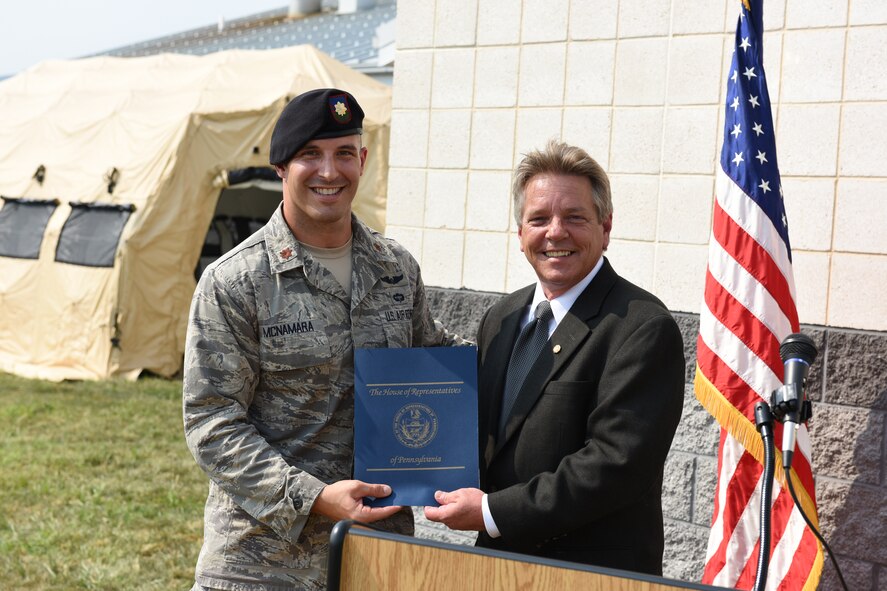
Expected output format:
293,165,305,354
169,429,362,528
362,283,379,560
693,364,820,530
694,363,823,587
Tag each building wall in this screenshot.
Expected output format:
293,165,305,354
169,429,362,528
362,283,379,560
388,1,887,589
387,0,887,332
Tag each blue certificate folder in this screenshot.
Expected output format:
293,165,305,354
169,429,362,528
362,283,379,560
354,346,479,507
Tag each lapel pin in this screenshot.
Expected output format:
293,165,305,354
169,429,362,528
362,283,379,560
553,344,562,354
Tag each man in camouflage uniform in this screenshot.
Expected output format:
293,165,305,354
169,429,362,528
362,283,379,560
183,88,455,590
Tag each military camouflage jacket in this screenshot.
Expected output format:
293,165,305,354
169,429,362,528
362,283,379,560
183,207,452,590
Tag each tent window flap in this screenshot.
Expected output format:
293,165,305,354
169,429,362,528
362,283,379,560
0,197,59,259
55,202,134,267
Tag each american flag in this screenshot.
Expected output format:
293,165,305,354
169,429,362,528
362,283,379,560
694,0,823,589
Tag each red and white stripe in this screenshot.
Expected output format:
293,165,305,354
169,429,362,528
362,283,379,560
695,165,822,590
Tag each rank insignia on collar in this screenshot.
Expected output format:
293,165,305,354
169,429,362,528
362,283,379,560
328,95,352,124
279,247,293,259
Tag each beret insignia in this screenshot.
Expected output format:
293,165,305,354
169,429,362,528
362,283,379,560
329,95,352,124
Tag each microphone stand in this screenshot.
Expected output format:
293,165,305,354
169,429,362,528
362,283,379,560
752,402,775,591
756,382,848,591
751,383,809,591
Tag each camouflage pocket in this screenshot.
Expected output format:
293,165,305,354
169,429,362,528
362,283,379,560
381,320,413,348
258,316,330,372
222,502,311,570
257,318,332,416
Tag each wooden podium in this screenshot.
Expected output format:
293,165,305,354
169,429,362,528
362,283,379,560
327,520,728,591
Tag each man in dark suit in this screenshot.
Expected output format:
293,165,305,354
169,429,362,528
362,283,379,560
424,139,684,576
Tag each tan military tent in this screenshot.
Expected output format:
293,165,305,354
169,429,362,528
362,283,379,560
0,45,391,381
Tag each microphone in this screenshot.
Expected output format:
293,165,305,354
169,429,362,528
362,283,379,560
774,333,817,470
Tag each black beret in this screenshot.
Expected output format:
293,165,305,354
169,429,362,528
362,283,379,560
269,88,365,166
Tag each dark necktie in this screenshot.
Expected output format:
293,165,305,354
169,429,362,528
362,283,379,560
498,300,554,439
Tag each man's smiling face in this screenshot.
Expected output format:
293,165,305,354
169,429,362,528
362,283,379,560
275,134,366,244
517,172,612,299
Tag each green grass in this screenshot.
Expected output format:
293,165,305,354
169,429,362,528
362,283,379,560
0,372,205,590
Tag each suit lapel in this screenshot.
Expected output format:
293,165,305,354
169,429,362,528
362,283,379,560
492,259,619,458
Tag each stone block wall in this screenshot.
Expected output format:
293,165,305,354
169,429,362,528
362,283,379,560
418,287,887,590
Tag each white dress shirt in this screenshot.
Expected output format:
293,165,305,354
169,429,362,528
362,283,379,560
481,256,604,537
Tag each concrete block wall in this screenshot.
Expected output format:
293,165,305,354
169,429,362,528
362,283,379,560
387,0,887,332
417,288,887,590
